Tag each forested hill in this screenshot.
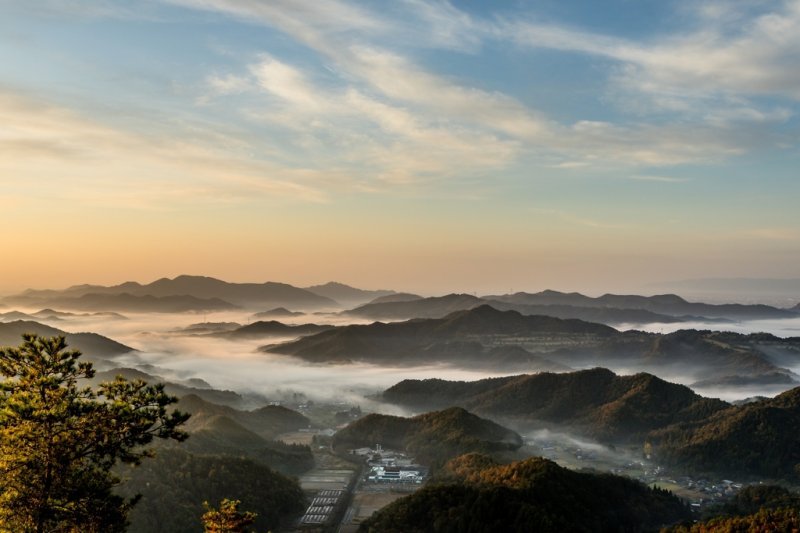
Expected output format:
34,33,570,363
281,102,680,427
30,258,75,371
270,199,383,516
359,453,691,532
383,368,729,442
649,386,800,479
266,305,614,370
117,449,305,533
332,407,522,466
268,305,798,381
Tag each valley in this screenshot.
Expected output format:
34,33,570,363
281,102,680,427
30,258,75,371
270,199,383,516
2,276,800,531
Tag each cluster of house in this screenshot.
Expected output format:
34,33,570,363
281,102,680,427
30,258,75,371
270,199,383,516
366,465,425,483
351,444,428,484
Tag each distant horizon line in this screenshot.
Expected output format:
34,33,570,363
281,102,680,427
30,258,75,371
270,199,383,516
3,273,800,301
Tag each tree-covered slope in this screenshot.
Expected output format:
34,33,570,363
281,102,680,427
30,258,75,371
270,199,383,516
649,386,800,479
384,368,728,442
332,407,522,466
359,453,691,532
116,449,306,533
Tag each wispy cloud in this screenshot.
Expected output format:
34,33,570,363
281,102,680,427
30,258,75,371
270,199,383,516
502,1,800,109
0,90,329,207
180,0,796,173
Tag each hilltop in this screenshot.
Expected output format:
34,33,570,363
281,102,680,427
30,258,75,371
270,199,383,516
383,368,728,442
304,281,395,307
0,320,134,360
360,453,691,532
266,305,606,371
219,320,334,339
332,407,522,466
251,307,304,319
268,305,797,381
649,386,800,479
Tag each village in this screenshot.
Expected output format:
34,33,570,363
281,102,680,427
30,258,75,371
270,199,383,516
275,402,765,532
527,434,748,512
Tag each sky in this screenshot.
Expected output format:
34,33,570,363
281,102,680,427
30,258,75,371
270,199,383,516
1,0,798,295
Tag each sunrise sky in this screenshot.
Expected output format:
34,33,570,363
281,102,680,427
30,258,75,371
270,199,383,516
1,0,798,294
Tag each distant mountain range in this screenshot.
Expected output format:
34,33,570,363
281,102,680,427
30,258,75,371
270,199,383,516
268,305,800,381
251,307,304,319
382,368,728,443
486,290,797,320
0,320,134,360
13,293,239,313
5,275,338,310
8,276,797,320
303,281,395,307
346,290,798,323
217,320,334,340
171,321,242,334
651,277,800,300
361,453,691,532
0,308,126,322
332,407,522,466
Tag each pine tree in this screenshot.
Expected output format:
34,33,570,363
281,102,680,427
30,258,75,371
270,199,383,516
0,334,189,532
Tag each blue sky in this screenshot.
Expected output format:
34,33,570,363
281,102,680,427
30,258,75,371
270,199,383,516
1,0,798,294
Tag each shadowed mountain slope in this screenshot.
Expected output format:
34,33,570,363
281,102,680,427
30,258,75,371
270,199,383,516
268,306,797,380
0,320,134,359
649,386,800,479
383,368,729,442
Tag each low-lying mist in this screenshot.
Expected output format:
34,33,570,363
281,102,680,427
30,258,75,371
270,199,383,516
15,309,513,411
7,307,800,408
620,317,800,338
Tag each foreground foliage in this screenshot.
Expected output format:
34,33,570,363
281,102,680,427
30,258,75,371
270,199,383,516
360,453,691,532
202,498,256,533
0,334,188,533
665,485,800,532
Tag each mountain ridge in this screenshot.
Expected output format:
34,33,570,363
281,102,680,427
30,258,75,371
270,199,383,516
383,368,729,442
7,275,338,309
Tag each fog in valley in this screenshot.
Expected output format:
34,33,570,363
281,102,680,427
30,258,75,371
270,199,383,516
5,308,504,411
9,305,800,408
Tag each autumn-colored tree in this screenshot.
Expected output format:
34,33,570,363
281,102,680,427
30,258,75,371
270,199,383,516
202,499,258,533
0,334,189,532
